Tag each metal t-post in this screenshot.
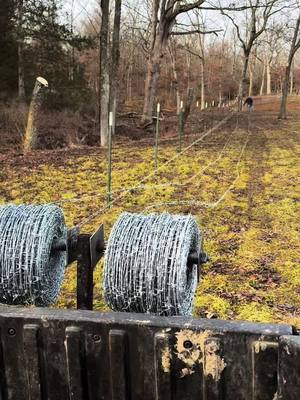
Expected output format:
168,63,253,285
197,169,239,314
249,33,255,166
154,103,160,169
107,112,113,206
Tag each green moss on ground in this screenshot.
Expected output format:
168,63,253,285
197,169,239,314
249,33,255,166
0,112,299,328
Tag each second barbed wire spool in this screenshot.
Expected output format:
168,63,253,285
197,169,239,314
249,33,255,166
104,212,201,316
0,204,67,306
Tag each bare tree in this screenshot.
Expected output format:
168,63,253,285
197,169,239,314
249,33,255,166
220,0,284,110
110,0,122,135
248,53,255,96
290,59,295,95
141,0,206,124
258,24,284,95
186,10,207,110
168,10,210,114
17,0,25,101
168,38,181,113
260,56,266,95
100,0,110,146
278,9,300,119
121,4,141,102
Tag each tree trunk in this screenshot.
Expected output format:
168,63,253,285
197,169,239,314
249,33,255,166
109,0,121,136
23,77,48,152
260,61,266,95
100,0,110,147
126,63,133,101
186,52,191,90
248,63,253,97
218,90,222,107
141,1,207,123
141,0,160,124
70,0,75,81
278,66,291,119
266,62,271,95
142,34,164,124
200,60,205,110
18,43,25,100
183,87,195,126
290,60,294,95
169,43,180,113
238,55,249,111
17,0,25,101
278,13,300,119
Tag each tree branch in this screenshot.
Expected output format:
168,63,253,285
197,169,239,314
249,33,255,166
171,28,222,36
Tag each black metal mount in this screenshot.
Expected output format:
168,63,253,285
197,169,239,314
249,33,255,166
51,224,209,311
187,251,210,282
50,225,105,311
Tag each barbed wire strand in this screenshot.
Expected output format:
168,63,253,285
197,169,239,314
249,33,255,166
54,119,239,206
143,127,250,212
76,112,235,227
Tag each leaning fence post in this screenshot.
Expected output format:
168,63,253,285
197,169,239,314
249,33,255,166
23,76,48,153
107,112,113,206
154,102,160,169
178,101,184,153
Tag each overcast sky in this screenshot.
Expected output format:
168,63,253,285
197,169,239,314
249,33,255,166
62,0,229,34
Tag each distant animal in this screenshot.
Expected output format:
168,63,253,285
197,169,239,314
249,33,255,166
244,97,254,111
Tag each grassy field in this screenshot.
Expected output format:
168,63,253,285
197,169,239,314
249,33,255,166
0,97,299,327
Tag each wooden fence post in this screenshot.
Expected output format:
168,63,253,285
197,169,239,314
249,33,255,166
23,77,48,153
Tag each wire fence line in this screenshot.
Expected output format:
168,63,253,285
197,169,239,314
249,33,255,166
142,132,250,213
142,111,251,213
4,111,236,229
77,112,235,228
53,120,238,207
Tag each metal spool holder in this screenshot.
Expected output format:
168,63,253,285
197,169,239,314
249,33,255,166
52,224,209,311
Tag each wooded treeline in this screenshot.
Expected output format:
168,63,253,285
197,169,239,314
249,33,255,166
0,0,92,108
0,0,300,149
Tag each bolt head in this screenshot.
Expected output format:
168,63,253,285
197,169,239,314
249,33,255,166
8,328,16,336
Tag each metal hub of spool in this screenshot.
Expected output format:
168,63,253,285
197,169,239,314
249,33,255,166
0,206,209,313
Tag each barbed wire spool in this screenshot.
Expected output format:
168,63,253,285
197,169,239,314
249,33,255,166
0,204,67,306
104,212,201,316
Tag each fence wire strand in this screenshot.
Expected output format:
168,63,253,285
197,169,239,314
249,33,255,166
77,112,235,227
53,124,237,206
143,133,249,212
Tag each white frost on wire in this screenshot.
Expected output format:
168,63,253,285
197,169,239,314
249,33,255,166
104,212,201,316
0,204,67,306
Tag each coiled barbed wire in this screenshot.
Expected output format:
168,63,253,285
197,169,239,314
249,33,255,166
0,204,67,306
104,212,200,316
